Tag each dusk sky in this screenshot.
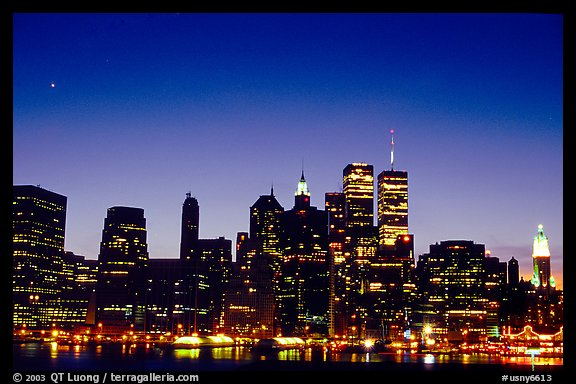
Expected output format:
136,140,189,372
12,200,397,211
13,13,563,288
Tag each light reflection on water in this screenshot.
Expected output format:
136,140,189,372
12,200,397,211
14,343,563,369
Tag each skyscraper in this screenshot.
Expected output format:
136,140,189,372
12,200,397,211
146,259,182,334
223,233,275,338
530,224,555,289
377,170,408,248
13,185,67,328
250,187,284,260
180,192,200,257
179,193,210,334
343,163,374,230
249,188,284,334
179,193,232,334
416,240,487,340
363,234,416,340
325,192,347,337
508,257,520,287
96,207,149,333
377,130,408,248
280,171,329,336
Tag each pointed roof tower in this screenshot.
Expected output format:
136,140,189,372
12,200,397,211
295,170,310,197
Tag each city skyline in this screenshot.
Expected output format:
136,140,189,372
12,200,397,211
13,13,563,288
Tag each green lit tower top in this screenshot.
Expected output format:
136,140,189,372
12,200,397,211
531,224,555,288
294,170,311,210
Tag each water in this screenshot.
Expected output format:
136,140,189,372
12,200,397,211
13,342,563,373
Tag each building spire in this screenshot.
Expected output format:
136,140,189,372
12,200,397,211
270,182,274,196
532,224,550,257
295,170,310,196
390,129,395,171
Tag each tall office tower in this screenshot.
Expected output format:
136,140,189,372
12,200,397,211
96,207,149,333
343,163,374,230
377,129,408,249
250,187,284,260
484,253,508,337
145,259,182,334
530,224,556,289
179,193,209,334
249,188,284,332
416,240,487,340
364,234,416,340
13,185,67,329
342,163,377,335
325,192,347,337
178,193,232,334
196,237,232,333
508,257,520,288
524,224,562,330
51,252,97,328
180,192,199,257
223,233,275,338
280,171,329,336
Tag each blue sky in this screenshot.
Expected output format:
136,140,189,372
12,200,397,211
13,13,563,287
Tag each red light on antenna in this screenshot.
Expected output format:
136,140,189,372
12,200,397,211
390,129,394,134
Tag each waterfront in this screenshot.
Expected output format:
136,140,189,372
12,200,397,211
13,342,563,373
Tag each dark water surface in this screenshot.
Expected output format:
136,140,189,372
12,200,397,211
13,342,564,374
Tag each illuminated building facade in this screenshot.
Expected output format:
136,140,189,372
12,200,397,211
377,170,408,248
249,188,284,332
223,235,275,338
342,164,377,334
524,225,562,331
530,224,555,289
280,172,329,336
484,253,507,337
364,234,416,340
415,240,487,339
197,237,233,333
96,207,149,333
325,192,347,337
13,185,67,329
145,259,182,334
51,252,99,328
343,163,374,230
250,187,284,261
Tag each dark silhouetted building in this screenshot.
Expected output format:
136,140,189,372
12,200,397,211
96,207,149,333
508,256,519,288
279,171,329,336
146,259,182,335
325,192,347,337
484,252,507,338
179,193,232,334
13,185,67,329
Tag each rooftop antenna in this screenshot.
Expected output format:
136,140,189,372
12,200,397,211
390,129,395,171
